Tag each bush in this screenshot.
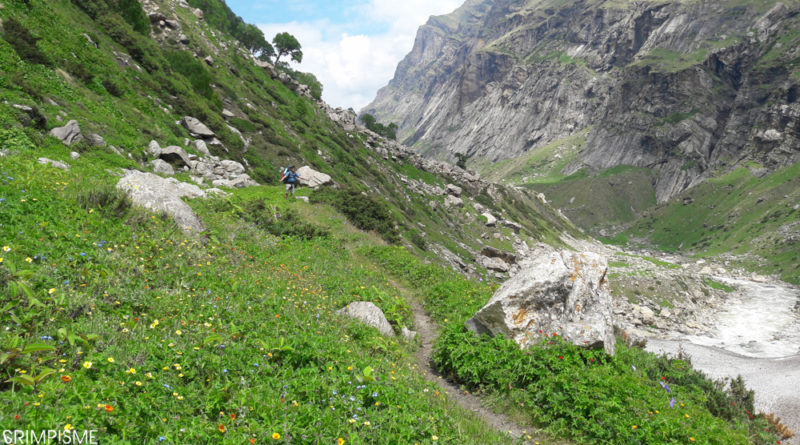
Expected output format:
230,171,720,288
433,324,777,444
310,188,399,243
101,78,124,97
164,50,216,101
117,0,150,34
1,17,51,66
74,181,132,218
240,199,328,240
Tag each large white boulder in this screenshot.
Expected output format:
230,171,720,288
116,170,206,232
337,301,394,337
466,249,616,355
297,166,332,188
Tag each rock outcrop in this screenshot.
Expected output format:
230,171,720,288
337,302,395,337
297,166,332,188
116,170,209,232
466,249,615,355
181,116,215,138
49,120,83,146
365,0,800,203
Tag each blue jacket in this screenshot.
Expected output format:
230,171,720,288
285,171,299,184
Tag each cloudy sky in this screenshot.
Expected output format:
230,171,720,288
226,0,464,110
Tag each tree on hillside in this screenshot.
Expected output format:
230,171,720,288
273,32,302,65
238,23,274,60
360,113,398,140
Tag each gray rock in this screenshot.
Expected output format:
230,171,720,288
204,56,215,66
297,166,332,188
477,255,509,272
181,116,215,138
37,157,69,170
444,195,463,208
337,302,395,337
480,246,516,264
70,152,80,160
151,159,175,175
295,196,310,203
49,120,83,146
159,146,192,168
482,212,497,226
147,140,161,158
220,159,246,175
164,19,179,30
192,139,211,157
401,327,417,342
466,249,615,355
446,184,462,197
221,109,235,119
116,170,206,232
85,133,107,147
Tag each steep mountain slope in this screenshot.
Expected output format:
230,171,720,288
0,0,576,276
0,1,792,443
365,0,800,203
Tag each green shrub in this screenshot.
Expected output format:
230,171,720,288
0,127,36,151
311,188,399,243
117,0,150,34
164,50,216,101
98,13,163,72
1,17,51,66
433,325,775,444
101,78,124,97
73,181,132,218
239,199,328,240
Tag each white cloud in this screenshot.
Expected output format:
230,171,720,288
258,0,463,110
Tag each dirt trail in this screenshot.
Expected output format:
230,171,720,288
405,295,544,444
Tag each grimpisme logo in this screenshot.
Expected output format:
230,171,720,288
1,430,99,444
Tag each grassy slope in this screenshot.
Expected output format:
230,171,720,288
0,142,517,444
620,163,800,284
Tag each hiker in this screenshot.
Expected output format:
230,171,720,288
282,166,302,199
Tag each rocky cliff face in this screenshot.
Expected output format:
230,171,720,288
364,0,800,202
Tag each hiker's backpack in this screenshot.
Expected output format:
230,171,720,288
280,167,289,183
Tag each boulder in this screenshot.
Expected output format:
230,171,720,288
477,255,510,273
444,195,464,208
480,246,516,264
466,249,615,355
151,159,175,175
85,133,107,147
297,166,332,188
204,56,215,66
337,302,395,337
482,212,497,226
192,139,211,157
181,116,215,138
220,159,246,175
37,157,69,170
159,146,192,168
221,109,235,119
116,170,206,232
446,184,462,197
147,140,161,158
49,120,83,146
70,152,80,160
